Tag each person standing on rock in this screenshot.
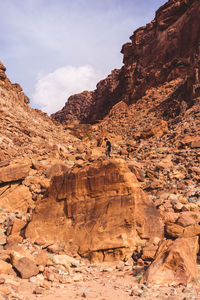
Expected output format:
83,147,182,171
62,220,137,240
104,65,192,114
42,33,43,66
104,138,111,157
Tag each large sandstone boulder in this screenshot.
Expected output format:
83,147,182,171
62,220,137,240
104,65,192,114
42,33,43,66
143,237,199,285
13,257,39,279
26,159,163,261
0,163,30,184
0,184,34,213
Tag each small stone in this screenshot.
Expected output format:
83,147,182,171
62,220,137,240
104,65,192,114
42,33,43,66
130,288,143,296
43,268,55,282
101,267,113,272
4,278,20,287
29,276,37,284
116,261,124,271
0,286,11,295
36,273,45,281
34,237,46,246
39,265,45,272
73,274,83,282
82,292,86,298
0,260,12,274
33,287,43,294
124,258,133,266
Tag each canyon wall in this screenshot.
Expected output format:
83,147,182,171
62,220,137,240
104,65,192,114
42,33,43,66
52,0,200,124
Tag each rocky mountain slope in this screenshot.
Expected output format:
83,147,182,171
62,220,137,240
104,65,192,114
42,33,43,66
0,0,200,299
52,0,200,124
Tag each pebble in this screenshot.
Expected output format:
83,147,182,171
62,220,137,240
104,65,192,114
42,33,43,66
73,274,83,282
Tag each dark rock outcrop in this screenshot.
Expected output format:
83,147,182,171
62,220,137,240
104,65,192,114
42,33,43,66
51,91,94,124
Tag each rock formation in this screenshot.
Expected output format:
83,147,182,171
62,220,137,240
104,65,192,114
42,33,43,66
0,0,200,297
51,91,94,124
143,237,199,285
26,159,163,262
52,0,200,124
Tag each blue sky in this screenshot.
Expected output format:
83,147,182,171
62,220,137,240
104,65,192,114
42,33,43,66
0,0,166,114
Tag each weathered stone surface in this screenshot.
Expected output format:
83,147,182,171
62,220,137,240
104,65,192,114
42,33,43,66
0,260,12,275
52,0,200,124
141,121,168,139
7,219,27,236
191,139,200,148
0,163,30,184
34,250,48,267
176,212,198,227
13,257,39,279
165,222,184,238
143,237,199,285
0,233,6,245
51,91,94,124
0,185,34,213
26,159,163,260
51,254,79,269
128,163,145,182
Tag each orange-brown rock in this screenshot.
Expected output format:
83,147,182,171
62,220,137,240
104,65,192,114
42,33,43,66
165,222,184,238
26,159,163,261
0,163,30,184
176,212,199,227
34,250,48,267
7,219,27,236
0,260,12,275
52,0,200,124
52,69,121,124
141,245,158,261
13,257,39,279
128,163,145,182
0,185,34,213
140,121,168,139
143,237,199,286
51,91,94,124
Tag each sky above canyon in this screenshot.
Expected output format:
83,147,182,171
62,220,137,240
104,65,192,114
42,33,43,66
0,0,166,114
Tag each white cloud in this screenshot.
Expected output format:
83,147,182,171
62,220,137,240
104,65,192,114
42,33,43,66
31,65,104,115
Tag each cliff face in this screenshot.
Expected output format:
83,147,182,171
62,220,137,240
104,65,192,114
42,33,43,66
51,91,94,124
52,0,200,124
51,69,120,124
120,0,200,104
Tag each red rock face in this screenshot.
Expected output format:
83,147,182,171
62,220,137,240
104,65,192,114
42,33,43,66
52,69,120,124
52,0,200,124
119,0,200,104
51,91,94,124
